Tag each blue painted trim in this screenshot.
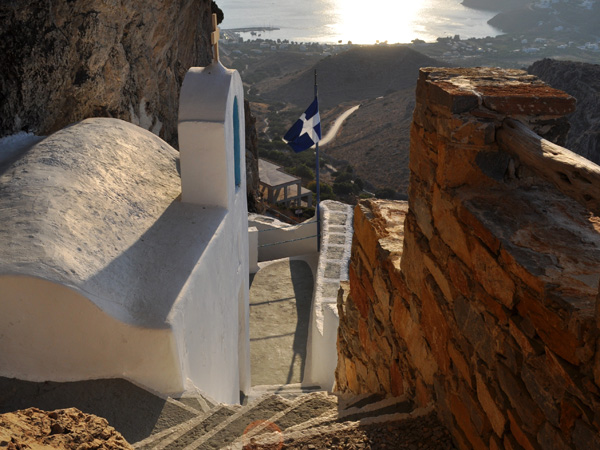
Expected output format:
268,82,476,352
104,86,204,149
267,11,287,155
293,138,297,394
233,96,241,188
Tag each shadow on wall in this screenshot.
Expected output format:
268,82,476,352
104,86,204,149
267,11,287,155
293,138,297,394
83,201,226,327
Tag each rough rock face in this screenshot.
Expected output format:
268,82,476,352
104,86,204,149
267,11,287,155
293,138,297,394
245,99,264,213
0,0,262,206
0,407,133,450
528,59,600,165
0,0,215,146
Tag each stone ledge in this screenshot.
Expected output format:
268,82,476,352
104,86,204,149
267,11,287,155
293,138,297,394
419,67,576,117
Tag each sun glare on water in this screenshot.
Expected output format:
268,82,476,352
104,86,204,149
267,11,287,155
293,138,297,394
331,0,427,44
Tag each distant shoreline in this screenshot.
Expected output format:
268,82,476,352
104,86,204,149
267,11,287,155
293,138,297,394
219,0,502,46
224,27,280,33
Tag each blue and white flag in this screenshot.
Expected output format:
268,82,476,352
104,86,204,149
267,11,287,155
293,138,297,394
283,98,321,153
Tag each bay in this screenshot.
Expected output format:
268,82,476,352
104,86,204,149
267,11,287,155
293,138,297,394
218,0,501,44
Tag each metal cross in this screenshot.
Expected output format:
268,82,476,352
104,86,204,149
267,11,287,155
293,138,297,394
211,13,220,63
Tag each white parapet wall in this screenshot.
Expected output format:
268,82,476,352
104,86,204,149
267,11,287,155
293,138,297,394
248,201,353,391
248,215,318,262
304,201,354,391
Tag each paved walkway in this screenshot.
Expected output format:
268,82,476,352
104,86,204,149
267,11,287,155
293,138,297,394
249,255,317,386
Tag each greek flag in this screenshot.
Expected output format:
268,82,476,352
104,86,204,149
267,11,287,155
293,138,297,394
283,98,321,153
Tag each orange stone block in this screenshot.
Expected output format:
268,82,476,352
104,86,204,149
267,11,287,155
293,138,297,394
559,398,581,439
358,319,377,358
432,186,471,265
479,83,575,117
517,291,582,366
345,358,359,393
447,256,471,298
415,376,432,407
449,393,488,450
474,284,509,325
423,253,454,305
376,365,391,394
489,435,503,450
470,237,516,308
509,317,537,358
436,142,493,189
390,360,404,397
353,203,380,269
499,247,546,295
476,372,507,437
409,126,438,184
349,265,369,319
507,410,539,450
420,277,451,373
448,341,472,387
457,202,501,254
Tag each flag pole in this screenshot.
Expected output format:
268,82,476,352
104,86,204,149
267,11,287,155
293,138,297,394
314,69,321,252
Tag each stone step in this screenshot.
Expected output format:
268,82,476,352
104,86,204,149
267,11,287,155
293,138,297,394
242,404,437,449
141,394,291,450
133,390,418,450
133,404,241,450
224,391,339,449
246,383,324,402
192,394,292,450
282,394,416,435
174,395,217,414
338,395,414,422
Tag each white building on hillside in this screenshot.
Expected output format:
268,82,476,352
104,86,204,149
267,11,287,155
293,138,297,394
0,61,250,404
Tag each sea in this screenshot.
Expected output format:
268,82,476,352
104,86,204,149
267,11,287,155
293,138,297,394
217,0,502,45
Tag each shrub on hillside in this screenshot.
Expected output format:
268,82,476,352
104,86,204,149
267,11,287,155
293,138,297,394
374,187,396,199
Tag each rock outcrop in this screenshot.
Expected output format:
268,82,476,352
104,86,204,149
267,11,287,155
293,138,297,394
0,407,133,450
0,0,217,146
528,59,600,165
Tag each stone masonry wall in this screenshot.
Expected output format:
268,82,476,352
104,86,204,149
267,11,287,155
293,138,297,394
336,67,600,449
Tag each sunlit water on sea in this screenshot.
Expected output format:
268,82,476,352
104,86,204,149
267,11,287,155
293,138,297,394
218,0,501,44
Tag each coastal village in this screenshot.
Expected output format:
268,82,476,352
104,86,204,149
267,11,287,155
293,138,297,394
219,27,599,70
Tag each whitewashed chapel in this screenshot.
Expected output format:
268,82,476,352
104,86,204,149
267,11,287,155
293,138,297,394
0,59,250,404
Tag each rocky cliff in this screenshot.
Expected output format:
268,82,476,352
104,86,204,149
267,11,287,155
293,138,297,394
0,407,133,449
528,59,600,165
0,0,263,211
0,0,217,146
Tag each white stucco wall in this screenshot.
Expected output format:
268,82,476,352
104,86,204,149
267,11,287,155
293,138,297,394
177,61,250,402
248,215,318,262
0,276,182,393
0,61,250,403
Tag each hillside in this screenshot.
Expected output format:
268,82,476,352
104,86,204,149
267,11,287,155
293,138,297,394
322,89,415,197
488,0,599,36
253,46,445,109
528,59,600,164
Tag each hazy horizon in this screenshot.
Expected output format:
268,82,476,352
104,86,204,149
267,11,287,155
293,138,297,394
218,0,502,44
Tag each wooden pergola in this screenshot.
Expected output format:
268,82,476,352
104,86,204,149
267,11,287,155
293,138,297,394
258,159,313,208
